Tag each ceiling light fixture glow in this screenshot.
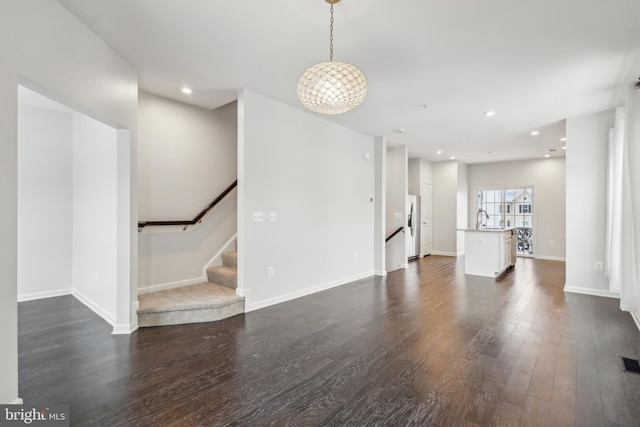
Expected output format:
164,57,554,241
562,146,567,150
531,131,539,136
181,87,193,94
436,150,443,154
560,137,567,141
297,0,367,115
450,156,456,160
484,111,496,117
545,154,550,158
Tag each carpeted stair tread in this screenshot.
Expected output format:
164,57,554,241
222,251,237,268
207,266,237,289
138,282,242,314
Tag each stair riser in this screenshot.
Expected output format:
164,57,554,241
207,269,237,289
138,301,244,327
221,252,237,269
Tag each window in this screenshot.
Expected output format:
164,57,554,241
477,187,534,255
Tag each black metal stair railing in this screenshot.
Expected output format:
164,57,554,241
138,180,237,231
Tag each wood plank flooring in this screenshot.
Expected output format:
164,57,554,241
19,256,640,426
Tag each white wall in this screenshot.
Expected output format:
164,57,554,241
137,92,237,292
386,146,408,271
432,161,459,255
467,158,566,260
457,162,469,253
0,0,137,403
238,90,375,311
566,110,614,295
17,105,73,300
374,137,387,275
72,113,119,322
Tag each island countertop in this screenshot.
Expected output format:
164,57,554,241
457,228,514,233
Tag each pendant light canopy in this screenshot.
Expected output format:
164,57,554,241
297,0,367,115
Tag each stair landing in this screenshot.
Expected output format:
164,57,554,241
137,282,244,327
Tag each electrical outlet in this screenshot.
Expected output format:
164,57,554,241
268,267,274,277
594,261,603,271
354,252,358,260
269,212,277,222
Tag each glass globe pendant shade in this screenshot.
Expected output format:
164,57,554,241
297,61,367,115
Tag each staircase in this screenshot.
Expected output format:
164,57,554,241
137,251,243,327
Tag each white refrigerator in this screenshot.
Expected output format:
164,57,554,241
406,194,421,259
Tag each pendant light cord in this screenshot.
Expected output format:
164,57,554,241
329,3,334,62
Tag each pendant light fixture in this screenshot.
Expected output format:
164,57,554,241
297,0,367,115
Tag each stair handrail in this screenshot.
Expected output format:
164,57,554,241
138,180,237,231
385,226,405,243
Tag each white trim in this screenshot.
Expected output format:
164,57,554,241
245,271,375,312
112,323,138,334
17,288,71,302
535,255,566,262
631,312,640,332
374,270,387,276
431,251,459,257
563,285,620,299
9,398,23,405
202,232,238,274
112,300,140,334
137,276,205,295
235,288,250,298
401,263,409,269
72,290,116,325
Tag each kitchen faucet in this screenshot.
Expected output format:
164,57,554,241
476,208,490,229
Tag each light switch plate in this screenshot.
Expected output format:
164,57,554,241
252,212,264,222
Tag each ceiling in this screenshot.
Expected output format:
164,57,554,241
58,0,640,164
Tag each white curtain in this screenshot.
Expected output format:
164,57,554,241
605,112,624,293
619,88,640,313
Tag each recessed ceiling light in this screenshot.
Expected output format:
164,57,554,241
484,111,496,117
531,131,539,136
436,150,443,154
181,87,193,94
562,146,567,150
450,156,456,160
544,154,550,158
560,137,567,141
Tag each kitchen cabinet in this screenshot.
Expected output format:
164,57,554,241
460,228,516,278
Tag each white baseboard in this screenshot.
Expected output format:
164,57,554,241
246,271,375,312
9,398,23,405
72,290,116,326
431,251,458,257
535,255,566,262
17,288,72,302
401,263,409,269
137,276,205,295
111,300,139,334
374,270,387,276
631,312,640,332
563,285,620,299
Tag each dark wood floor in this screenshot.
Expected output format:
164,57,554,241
19,256,640,426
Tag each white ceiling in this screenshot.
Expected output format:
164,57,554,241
58,0,640,164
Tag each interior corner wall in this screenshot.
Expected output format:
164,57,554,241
386,146,408,271
566,110,614,294
17,105,73,301
432,161,459,255
239,90,375,311
456,163,469,254
467,158,566,260
0,0,137,403
72,112,118,323
374,137,387,275
137,92,237,291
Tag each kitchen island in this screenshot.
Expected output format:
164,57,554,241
459,228,516,278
